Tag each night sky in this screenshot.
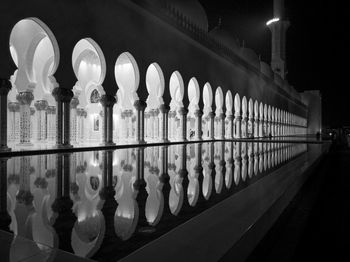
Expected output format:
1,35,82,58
199,0,347,127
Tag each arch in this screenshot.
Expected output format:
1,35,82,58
254,100,259,118
145,62,165,109
264,104,268,120
214,87,224,114
188,77,200,110
169,71,184,108
248,98,254,118
9,18,59,94
114,52,140,109
203,82,213,115
259,102,264,120
225,91,233,115
241,96,247,117
72,38,106,107
234,93,241,116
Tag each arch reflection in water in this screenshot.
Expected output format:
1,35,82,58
2,141,308,260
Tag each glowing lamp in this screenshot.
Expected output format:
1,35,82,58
266,17,280,26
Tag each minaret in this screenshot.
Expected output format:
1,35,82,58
267,0,290,79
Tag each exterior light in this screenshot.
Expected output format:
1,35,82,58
266,17,280,26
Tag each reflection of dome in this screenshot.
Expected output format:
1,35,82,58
209,27,240,51
239,48,260,70
260,61,274,79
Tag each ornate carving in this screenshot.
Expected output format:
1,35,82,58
34,100,48,111
70,97,79,109
16,91,34,105
52,87,73,103
100,94,116,107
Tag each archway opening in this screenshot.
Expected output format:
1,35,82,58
248,98,254,138
214,87,224,139
225,91,233,139
202,83,213,139
145,63,165,142
72,38,106,145
168,71,184,141
8,18,59,148
114,52,140,143
234,94,241,138
187,77,200,140
241,96,247,138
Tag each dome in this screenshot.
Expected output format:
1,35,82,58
209,27,239,51
239,48,260,70
168,0,208,31
260,61,274,79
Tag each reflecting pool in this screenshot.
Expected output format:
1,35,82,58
0,141,308,261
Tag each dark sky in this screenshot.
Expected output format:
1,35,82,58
199,0,348,127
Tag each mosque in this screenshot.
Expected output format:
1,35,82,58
0,0,321,151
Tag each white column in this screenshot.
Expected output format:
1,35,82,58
16,91,34,146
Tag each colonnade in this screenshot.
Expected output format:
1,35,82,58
0,17,308,152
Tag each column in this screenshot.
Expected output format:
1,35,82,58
16,91,34,146
241,113,247,138
220,113,225,139
134,100,146,144
52,87,73,148
259,115,264,138
178,107,188,142
70,97,79,145
34,100,48,142
194,109,203,141
254,114,259,138
0,79,11,151
226,114,234,139
248,114,254,138
100,94,116,145
234,113,241,139
159,104,170,143
208,112,215,140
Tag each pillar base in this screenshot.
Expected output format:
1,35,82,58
100,142,116,147
137,140,147,145
160,139,170,144
0,146,11,152
55,144,73,149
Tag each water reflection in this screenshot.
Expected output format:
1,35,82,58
0,142,308,261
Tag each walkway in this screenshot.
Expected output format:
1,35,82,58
246,135,350,261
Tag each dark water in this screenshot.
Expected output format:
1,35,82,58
1,141,307,261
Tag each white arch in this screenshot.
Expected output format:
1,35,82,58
115,52,140,109
72,38,106,107
259,102,264,120
188,77,200,112
215,87,224,115
234,93,241,116
241,96,247,117
169,71,184,109
225,91,233,115
248,98,253,118
254,100,259,119
9,18,59,94
145,62,165,109
203,82,213,115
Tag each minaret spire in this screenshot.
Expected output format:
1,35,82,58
268,0,290,80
